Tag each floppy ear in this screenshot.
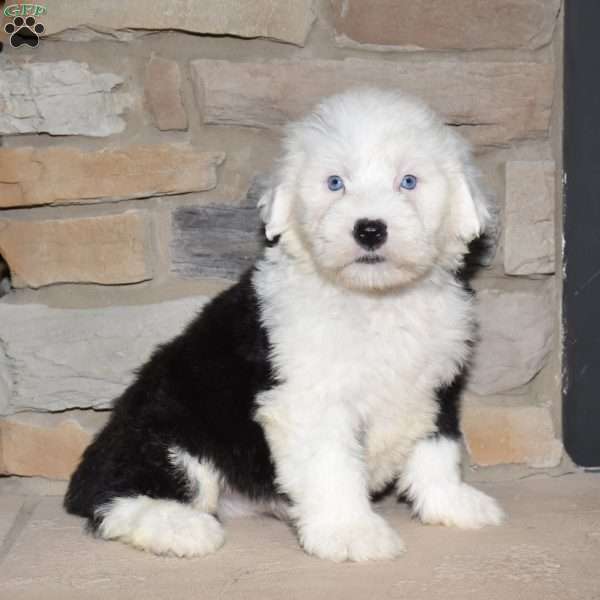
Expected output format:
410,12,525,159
449,168,493,244
257,184,293,241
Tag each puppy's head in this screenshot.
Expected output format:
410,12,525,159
261,88,493,291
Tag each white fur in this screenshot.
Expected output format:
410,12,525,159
217,490,290,522
96,496,225,557
168,446,289,522
252,88,500,561
400,436,505,528
169,446,222,514
253,250,474,559
261,88,493,290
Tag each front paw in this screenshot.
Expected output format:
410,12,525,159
416,483,505,529
299,512,405,562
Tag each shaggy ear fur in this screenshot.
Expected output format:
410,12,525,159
248,173,286,241
258,184,293,241
449,165,494,244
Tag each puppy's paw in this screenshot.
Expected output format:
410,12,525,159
416,483,505,529
99,497,225,557
139,510,225,558
299,513,405,562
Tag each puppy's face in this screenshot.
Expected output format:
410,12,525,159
262,89,492,291
291,140,454,290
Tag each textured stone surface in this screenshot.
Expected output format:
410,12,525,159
1,476,600,599
171,206,262,280
0,212,149,288
504,161,556,275
0,145,224,208
0,59,130,137
0,477,67,497
0,412,108,479
0,397,563,475
41,0,315,46
0,298,204,415
145,57,188,131
331,0,561,51
462,400,562,468
191,59,554,146
468,285,555,395
0,496,24,546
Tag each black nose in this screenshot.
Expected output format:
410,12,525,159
353,219,387,251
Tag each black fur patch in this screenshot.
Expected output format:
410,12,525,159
432,270,474,441
433,370,466,439
64,269,280,529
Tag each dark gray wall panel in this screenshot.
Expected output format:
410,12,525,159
563,0,600,467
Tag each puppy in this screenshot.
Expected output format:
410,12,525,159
65,88,504,562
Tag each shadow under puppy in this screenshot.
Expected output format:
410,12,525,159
65,88,504,561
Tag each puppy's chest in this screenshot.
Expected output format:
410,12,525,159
259,272,471,407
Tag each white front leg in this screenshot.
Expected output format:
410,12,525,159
256,396,405,562
400,436,505,529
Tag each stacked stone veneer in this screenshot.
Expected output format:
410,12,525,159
0,0,563,479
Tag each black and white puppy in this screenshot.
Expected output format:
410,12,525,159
65,88,504,562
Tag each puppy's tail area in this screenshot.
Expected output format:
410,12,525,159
94,495,225,558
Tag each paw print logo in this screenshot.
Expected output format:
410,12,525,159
4,16,45,48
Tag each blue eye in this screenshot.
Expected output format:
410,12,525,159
327,175,345,191
400,174,418,190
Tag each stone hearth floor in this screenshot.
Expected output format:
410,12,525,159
0,473,598,600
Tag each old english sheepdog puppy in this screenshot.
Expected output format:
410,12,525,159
65,88,504,561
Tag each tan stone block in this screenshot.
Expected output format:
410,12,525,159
0,145,225,209
0,411,108,479
145,57,188,131
0,211,149,288
41,0,315,46
191,59,554,147
331,0,560,51
462,401,563,468
504,161,556,275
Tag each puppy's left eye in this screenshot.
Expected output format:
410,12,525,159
399,174,418,190
327,175,345,192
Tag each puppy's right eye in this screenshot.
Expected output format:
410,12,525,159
327,175,345,191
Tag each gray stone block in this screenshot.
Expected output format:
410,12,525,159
504,161,556,275
0,59,131,137
468,283,555,395
171,206,263,280
0,299,205,415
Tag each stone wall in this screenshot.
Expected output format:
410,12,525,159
0,0,563,479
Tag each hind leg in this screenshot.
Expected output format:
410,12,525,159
66,424,226,558
95,495,225,557
94,446,226,557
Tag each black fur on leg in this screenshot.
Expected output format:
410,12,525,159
433,369,467,440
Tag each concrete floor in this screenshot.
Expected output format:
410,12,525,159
0,473,599,600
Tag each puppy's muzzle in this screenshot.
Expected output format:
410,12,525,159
353,219,387,251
